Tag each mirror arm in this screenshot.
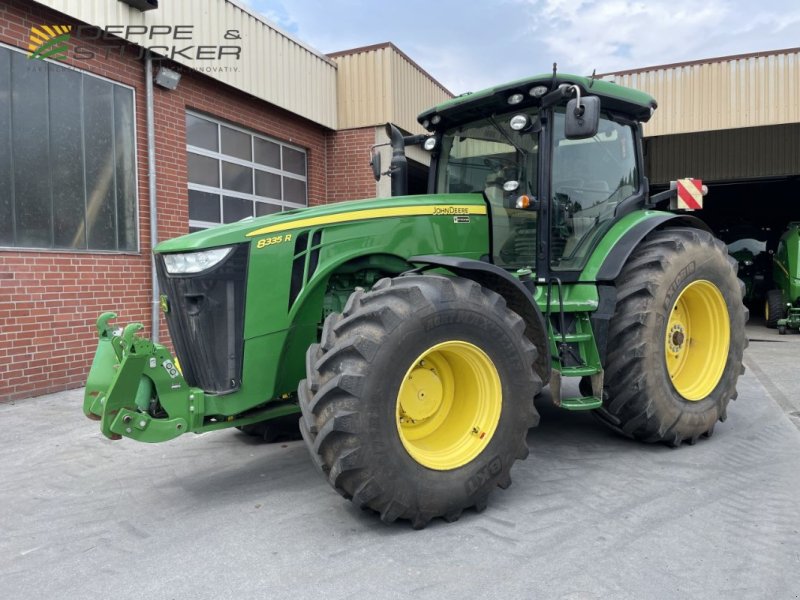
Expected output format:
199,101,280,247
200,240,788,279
402,134,428,146
540,86,568,108
570,85,584,116
648,188,676,207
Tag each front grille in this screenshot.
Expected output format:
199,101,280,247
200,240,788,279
156,244,249,394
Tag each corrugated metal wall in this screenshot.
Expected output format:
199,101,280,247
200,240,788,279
646,123,800,184
333,44,452,134
33,0,338,128
608,49,800,137
333,46,393,133
389,49,453,134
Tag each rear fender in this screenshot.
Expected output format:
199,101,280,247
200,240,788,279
587,211,712,283
579,210,712,364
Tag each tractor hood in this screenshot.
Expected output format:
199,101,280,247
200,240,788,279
154,193,486,254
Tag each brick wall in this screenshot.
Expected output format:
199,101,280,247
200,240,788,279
325,127,378,202
0,0,330,401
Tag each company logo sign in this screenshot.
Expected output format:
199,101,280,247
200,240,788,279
28,25,72,61
25,24,241,68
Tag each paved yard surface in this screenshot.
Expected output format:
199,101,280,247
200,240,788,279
2,323,799,600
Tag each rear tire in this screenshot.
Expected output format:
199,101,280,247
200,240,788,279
299,275,541,528
765,289,785,329
594,227,747,446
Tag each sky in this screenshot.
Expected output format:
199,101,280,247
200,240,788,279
238,0,800,94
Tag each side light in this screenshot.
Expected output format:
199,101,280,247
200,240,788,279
515,195,531,209
163,247,234,274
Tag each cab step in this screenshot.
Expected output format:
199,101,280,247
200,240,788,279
549,368,604,411
559,395,602,411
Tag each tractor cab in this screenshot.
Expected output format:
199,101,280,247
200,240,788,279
432,105,640,275
411,73,656,281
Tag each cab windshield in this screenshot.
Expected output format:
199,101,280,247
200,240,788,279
437,110,539,269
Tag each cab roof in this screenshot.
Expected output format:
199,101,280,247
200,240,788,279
418,73,657,130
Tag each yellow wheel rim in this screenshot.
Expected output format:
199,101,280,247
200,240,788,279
765,299,770,321
665,280,730,401
396,341,502,470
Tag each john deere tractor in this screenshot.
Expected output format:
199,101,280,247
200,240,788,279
765,222,800,334
84,73,747,528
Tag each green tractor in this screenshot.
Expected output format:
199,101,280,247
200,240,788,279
765,222,800,334
84,73,748,528
720,226,771,307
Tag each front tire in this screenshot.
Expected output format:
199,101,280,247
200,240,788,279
595,227,748,446
298,275,541,528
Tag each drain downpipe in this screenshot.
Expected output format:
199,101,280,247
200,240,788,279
145,52,159,343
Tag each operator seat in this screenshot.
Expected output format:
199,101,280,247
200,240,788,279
558,180,611,257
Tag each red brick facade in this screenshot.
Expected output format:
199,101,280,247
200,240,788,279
325,127,378,202
0,0,381,401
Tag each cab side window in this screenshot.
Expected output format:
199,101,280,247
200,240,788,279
550,112,638,270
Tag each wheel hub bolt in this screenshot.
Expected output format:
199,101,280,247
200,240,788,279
669,324,686,352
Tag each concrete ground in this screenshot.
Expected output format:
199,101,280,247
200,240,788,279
2,322,800,600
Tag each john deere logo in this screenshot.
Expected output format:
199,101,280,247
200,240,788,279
28,25,72,61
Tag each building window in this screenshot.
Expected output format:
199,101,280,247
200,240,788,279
186,111,308,231
0,45,138,251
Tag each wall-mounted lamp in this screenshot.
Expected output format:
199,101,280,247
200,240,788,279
154,66,181,90
118,0,158,11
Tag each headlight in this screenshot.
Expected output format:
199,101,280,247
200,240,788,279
163,247,234,274
509,114,529,131
503,180,520,192
423,137,437,151
507,93,524,105
529,85,548,98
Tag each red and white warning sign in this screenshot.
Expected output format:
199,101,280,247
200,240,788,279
675,178,704,211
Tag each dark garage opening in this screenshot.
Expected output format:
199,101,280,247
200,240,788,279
700,177,800,246
650,176,800,319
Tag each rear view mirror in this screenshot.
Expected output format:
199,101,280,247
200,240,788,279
370,147,381,181
565,95,600,139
